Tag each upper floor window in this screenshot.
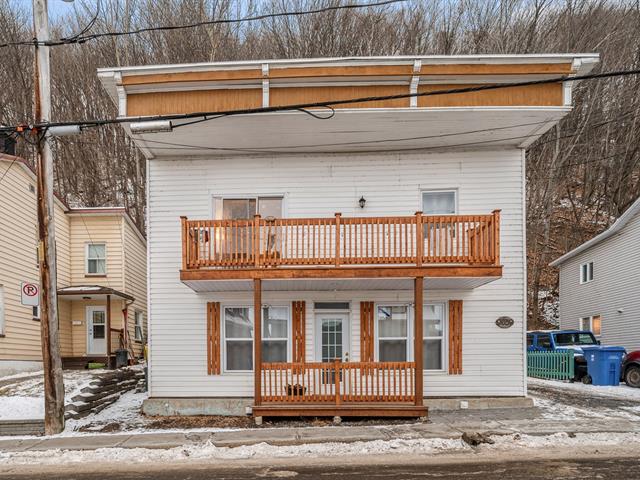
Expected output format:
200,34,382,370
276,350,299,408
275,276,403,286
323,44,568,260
422,190,457,215
220,196,283,220
580,261,594,284
86,243,106,275
134,311,144,341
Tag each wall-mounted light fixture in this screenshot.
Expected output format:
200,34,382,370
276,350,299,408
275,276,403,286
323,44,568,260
358,196,366,209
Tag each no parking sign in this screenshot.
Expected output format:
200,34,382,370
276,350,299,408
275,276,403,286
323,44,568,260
21,282,40,307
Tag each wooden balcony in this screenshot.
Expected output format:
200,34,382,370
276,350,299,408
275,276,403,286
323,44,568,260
180,211,502,283
253,360,427,418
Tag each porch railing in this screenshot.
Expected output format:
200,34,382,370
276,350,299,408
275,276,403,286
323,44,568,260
261,361,416,404
181,210,501,270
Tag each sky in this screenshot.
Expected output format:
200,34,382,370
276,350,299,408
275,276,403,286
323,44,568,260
21,0,90,20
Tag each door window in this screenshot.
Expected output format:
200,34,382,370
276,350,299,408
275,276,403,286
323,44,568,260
92,310,106,339
320,318,343,363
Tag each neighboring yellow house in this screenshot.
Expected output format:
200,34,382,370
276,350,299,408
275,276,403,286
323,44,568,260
0,154,147,375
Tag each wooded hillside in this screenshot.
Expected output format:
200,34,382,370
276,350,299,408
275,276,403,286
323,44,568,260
1,0,638,327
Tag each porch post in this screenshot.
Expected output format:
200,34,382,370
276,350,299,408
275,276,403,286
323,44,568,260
414,277,424,406
106,294,112,368
254,278,262,406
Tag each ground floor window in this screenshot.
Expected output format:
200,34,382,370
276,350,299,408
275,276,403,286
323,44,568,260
134,311,144,341
223,305,289,371
579,315,601,337
262,306,289,363
376,303,446,370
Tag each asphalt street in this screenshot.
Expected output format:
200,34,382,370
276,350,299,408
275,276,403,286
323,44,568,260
1,456,639,480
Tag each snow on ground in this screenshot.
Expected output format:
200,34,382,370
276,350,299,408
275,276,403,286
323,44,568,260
529,377,640,401
65,389,149,434
2,432,640,466
0,370,105,421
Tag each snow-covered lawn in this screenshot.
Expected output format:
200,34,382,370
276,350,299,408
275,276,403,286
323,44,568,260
0,370,106,421
529,377,640,401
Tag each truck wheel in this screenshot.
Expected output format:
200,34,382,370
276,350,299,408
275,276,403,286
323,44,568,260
625,366,640,388
582,375,592,385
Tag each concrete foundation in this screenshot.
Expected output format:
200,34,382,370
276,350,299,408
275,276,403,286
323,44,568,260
0,360,43,377
143,396,533,416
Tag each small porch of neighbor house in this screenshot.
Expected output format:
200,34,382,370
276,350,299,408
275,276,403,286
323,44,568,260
179,211,502,418
57,286,137,369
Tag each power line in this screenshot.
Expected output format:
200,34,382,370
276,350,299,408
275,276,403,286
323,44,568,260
2,67,639,135
0,0,407,48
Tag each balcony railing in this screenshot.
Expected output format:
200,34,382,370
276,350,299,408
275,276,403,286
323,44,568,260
181,210,500,270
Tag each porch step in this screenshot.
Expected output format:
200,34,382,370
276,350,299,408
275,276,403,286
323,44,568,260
252,404,428,418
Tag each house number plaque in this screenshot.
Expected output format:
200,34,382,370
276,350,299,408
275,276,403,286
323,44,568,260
495,316,514,329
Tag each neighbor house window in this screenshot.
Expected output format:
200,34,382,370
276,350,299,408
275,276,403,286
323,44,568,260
86,243,106,275
0,286,4,335
423,304,445,370
422,190,457,215
377,306,409,362
580,261,593,284
134,311,144,341
579,315,601,337
262,306,289,363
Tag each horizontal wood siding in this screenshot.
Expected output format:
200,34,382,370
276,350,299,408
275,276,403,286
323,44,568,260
0,163,71,361
417,83,563,107
147,149,525,398
123,219,148,357
127,89,262,116
558,212,640,352
270,85,409,109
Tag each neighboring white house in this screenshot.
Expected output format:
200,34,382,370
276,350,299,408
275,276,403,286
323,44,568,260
99,54,598,418
550,196,640,352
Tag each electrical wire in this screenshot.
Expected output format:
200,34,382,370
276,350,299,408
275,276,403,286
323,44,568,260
60,0,101,43
2,67,639,135
0,0,407,48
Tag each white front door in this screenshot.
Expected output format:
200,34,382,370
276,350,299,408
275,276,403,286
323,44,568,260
315,312,350,363
87,306,107,355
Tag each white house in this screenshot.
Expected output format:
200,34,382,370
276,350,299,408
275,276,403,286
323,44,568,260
99,54,598,418
550,196,640,352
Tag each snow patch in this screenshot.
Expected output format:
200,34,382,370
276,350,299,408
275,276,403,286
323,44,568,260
529,378,640,401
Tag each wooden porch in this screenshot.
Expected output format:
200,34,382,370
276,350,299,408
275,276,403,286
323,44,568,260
180,211,502,283
247,277,429,418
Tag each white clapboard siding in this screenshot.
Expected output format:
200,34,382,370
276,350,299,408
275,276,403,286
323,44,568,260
147,149,526,397
558,212,640,352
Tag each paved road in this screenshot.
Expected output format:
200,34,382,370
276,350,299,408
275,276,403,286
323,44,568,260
2,456,639,480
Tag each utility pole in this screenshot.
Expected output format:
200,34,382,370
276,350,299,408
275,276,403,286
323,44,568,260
33,0,65,435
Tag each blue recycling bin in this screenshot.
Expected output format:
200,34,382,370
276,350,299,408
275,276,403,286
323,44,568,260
581,346,626,386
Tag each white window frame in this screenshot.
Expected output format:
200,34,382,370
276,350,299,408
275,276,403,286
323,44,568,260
212,195,286,220
580,261,594,284
579,315,601,337
134,311,144,341
374,302,448,372
375,304,411,362
420,189,458,215
222,304,291,373
85,242,107,275
261,305,291,364
422,303,447,372
0,285,5,336
32,305,40,321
